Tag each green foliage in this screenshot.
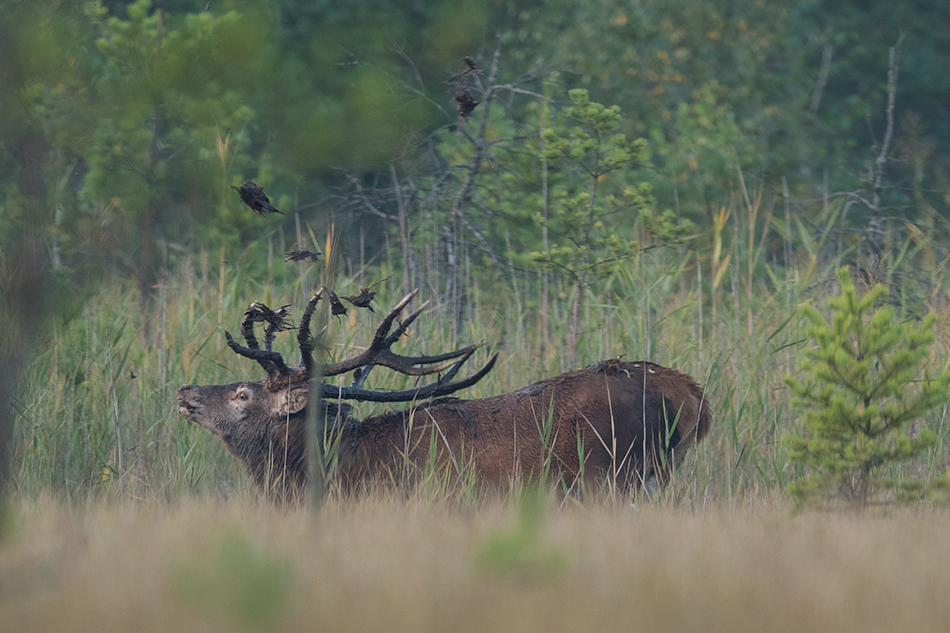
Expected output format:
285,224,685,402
4,0,950,302
648,82,754,202
501,0,810,212
80,1,262,264
784,267,950,509
531,89,691,284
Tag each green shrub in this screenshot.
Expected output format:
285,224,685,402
785,267,950,509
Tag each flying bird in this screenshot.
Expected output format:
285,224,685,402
341,288,377,313
340,274,391,313
285,249,321,263
232,180,284,217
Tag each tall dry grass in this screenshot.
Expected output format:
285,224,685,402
3,496,950,633
10,212,950,504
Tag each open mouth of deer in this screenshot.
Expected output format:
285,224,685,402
177,389,198,419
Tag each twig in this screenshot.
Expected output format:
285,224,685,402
449,43,503,221
107,340,124,477
872,35,903,216
490,85,553,102
809,44,833,117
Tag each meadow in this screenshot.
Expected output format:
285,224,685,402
6,225,950,630
3,497,950,632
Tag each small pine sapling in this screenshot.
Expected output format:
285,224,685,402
531,89,692,363
784,267,950,509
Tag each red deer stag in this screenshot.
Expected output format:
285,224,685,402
177,289,711,498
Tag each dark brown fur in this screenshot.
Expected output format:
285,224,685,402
177,359,711,498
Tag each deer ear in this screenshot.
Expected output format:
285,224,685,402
275,384,309,415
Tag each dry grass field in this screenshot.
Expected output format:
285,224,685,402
3,496,950,633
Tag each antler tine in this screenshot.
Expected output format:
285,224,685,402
382,302,428,348
432,348,474,384
367,289,420,349
225,331,292,376
240,317,262,349
438,351,497,394
295,290,324,377
355,342,485,377
262,324,277,353
263,304,293,352
322,352,498,402
323,290,490,378
239,304,277,374
396,342,484,367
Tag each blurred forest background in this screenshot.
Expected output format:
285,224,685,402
2,0,950,499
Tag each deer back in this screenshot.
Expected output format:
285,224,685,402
334,359,711,490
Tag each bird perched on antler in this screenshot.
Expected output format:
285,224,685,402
244,302,293,331
233,180,284,217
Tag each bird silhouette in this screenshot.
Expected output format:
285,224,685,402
325,289,348,319
285,249,321,262
341,288,376,313
461,57,481,74
232,180,284,217
455,88,479,122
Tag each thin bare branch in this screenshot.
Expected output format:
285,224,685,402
490,85,553,102
872,35,903,215
809,44,833,117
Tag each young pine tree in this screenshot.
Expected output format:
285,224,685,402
785,267,950,509
531,89,690,364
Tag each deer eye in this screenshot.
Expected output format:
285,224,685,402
236,391,249,401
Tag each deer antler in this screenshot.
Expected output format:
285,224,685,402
323,289,481,377
225,289,496,401
318,288,496,400
225,302,294,378
322,349,497,402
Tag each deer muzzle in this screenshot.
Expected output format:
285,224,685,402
177,385,199,419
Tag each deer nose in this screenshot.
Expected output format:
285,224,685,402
178,384,196,398
177,387,197,416
177,385,197,405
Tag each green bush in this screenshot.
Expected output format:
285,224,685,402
785,267,950,509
